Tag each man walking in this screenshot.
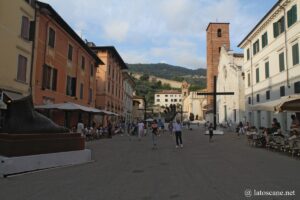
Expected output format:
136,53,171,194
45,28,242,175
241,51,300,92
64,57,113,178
173,119,183,148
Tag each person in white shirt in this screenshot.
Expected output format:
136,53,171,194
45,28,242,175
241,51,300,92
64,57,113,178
77,120,84,136
173,119,183,148
137,121,144,140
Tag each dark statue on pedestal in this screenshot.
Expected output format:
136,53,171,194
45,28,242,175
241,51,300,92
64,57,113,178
163,104,178,122
2,95,68,134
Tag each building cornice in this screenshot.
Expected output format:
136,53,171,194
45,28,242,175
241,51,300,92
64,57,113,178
238,0,292,48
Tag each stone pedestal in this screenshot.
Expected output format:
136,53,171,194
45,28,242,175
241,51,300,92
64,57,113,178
0,133,84,157
0,133,91,177
205,130,224,135
0,149,92,177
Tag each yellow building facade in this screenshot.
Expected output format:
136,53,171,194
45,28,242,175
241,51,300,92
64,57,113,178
0,0,35,97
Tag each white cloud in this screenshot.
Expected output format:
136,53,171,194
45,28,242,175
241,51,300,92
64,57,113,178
103,20,129,42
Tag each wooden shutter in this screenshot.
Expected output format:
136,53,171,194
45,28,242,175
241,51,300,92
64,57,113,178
17,55,27,82
279,52,285,72
52,68,57,91
292,43,299,65
273,22,279,38
265,62,269,78
21,16,29,40
71,77,77,96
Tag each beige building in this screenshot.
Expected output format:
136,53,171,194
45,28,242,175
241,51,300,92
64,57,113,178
0,0,35,99
154,90,182,107
238,0,300,131
217,46,244,125
182,90,207,121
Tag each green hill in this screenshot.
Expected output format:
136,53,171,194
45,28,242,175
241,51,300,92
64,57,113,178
127,63,207,89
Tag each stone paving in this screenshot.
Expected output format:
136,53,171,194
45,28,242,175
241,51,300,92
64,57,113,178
0,125,300,200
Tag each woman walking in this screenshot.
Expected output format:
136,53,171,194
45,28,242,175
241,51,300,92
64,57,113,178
151,120,158,149
209,123,214,142
173,119,183,148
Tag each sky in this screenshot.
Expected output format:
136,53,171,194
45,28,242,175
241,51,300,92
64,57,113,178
40,0,277,69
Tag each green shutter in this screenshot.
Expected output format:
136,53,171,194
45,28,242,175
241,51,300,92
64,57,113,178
293,5,297,25
279,52,285,72
247,49,250,60
288,8,292,27
256,68,259,83
273,22,279,37
280,17,285,33
265,62,269,78
292,43,299,65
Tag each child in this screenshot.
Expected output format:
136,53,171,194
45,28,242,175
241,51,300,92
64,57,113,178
209,123,214,142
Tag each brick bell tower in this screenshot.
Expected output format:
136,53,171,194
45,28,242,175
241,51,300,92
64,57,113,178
206,23,230,107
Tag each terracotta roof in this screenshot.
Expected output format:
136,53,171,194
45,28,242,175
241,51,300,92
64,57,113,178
155,90,181,94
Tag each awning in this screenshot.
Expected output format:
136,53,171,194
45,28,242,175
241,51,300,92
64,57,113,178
0,100,7,109
3,91,24,101
35,102,118,115
251,95,300,112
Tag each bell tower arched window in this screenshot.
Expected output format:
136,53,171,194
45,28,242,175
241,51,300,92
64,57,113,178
217,29,222,37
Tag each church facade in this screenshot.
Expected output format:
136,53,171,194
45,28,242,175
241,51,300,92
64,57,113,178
217,46,244,125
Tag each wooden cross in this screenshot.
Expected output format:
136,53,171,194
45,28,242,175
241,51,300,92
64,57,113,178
197,76,234,130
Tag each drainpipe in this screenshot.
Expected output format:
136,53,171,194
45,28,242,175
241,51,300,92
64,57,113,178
247,39,254,124
280,5,290,88
29,2,37,96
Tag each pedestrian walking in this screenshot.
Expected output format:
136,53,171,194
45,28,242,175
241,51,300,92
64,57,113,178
107,120,112,138
173,119,183,148
238,121,244,136
151,119,158,149
138,120,144,140
209,123,213,142
168,122,173,135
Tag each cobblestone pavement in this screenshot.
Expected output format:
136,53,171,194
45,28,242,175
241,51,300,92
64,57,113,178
0,125,300,200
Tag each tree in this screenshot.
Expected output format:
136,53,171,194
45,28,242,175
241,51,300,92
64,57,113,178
140,74,149,81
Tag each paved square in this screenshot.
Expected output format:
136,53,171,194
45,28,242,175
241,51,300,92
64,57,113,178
0,126,299,200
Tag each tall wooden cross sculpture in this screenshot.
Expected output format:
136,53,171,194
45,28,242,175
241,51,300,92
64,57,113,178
197,76,234,130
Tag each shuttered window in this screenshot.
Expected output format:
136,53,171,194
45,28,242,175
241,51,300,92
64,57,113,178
265,61,270,78
273,16,285,38
253,40,260,55
256,68,260,83
42,65,57,91
292,43,299,66
21,16,30,40
17,55,27,82
287,5,297,27
279,52,285,72
48,27,55,48
262,32,268,48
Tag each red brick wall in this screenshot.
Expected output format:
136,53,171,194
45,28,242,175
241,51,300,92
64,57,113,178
206,23,230,105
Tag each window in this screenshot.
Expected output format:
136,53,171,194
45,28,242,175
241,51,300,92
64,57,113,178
68,44,73,61
287,5,297,27
246,48,250,61
247,73,251,87
265,61,270,78
48,27,55,48
266,90,270,100
88,88,93,104
217,29,222,37
81,56,85,70
179,99,181,102
273,16,285,38
253,40,260,55
292,43,299,66
21,16,30,40
165,95,168,97
295,81,300,93
261,32,268,48
107,82,110,92
66,76,76,96
280,86,285,97
156,95,160,97
279,52,285,72
80,83,84,99
90,64,94,76
174,99,177,102
256,94,260,102
42,64,57,91
17,55,27,82
248,97,251,104
171,99,173,102
157,99,160,102
165,99,168,102
256,68,259,83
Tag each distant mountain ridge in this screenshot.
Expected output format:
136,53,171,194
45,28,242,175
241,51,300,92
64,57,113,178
127,63,207,88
